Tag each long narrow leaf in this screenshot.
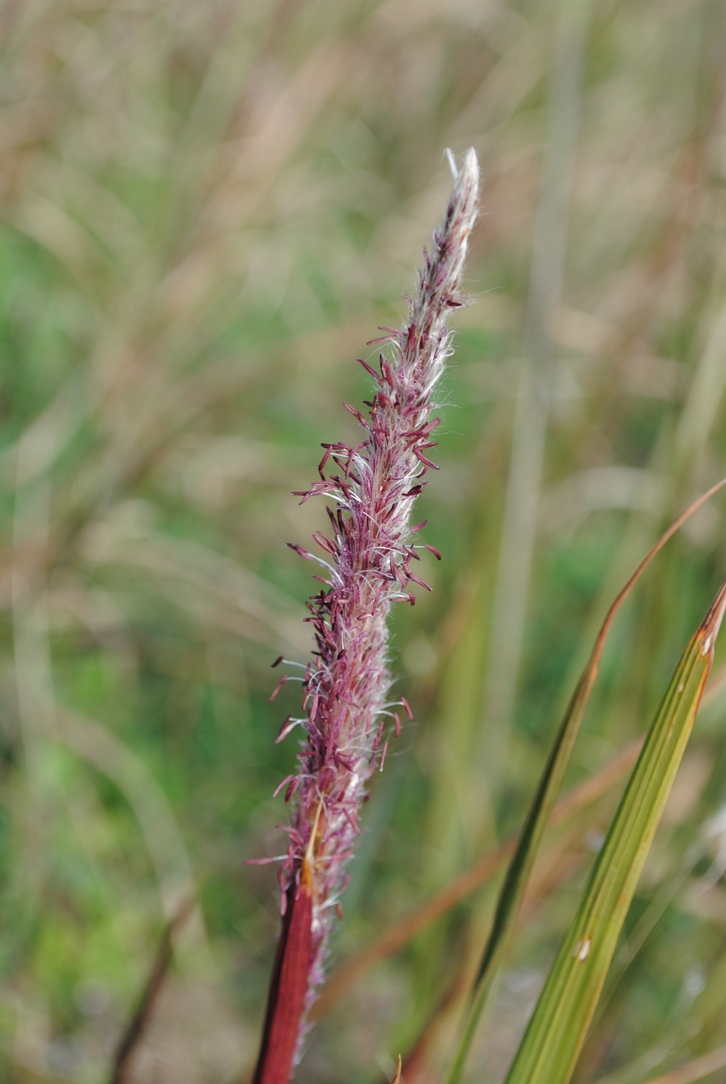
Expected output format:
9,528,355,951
444,478,726,1084
503,579,726,1084
313,740,642,1019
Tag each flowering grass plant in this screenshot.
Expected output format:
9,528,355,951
252,150,726,1084
6,7,726,1084
253,150,480,1084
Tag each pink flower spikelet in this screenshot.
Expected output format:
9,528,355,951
274,149,479,1016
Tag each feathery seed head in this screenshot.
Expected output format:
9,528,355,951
269,148,479,1041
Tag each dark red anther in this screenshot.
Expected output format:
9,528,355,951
318,446,332,478
380,357,394,386
275,717,296,744
342,401,368,428
335,476,353,501
312,531,338,556
357,357,380,380
269,675,288,702
272,774,295,799
413,448,439,470
308,690,320,721
325,507,339,535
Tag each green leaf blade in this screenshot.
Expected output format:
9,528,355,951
503,580,726,1084
443,481,726,1084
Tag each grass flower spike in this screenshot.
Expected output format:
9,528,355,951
253,149,479,1084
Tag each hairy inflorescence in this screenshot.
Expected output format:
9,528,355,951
269,149,479,1033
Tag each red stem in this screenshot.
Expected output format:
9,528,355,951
252,874,313,1084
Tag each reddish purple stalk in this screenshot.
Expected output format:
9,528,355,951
253,149,479,1082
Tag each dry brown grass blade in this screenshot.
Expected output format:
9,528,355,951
593,1043,726,1084
0,0,22,43
399,972,469,1084
108,895,196,1084
640,1045,726,1084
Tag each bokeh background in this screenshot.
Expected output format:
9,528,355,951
3,1,726,1081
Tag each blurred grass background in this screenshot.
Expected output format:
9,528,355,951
2,1,726,1081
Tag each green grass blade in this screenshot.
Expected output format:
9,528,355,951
503,579,726,1084
443,669,600,1084
443,480,726,1084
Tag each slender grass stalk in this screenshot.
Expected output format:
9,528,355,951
251,150,480,1084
